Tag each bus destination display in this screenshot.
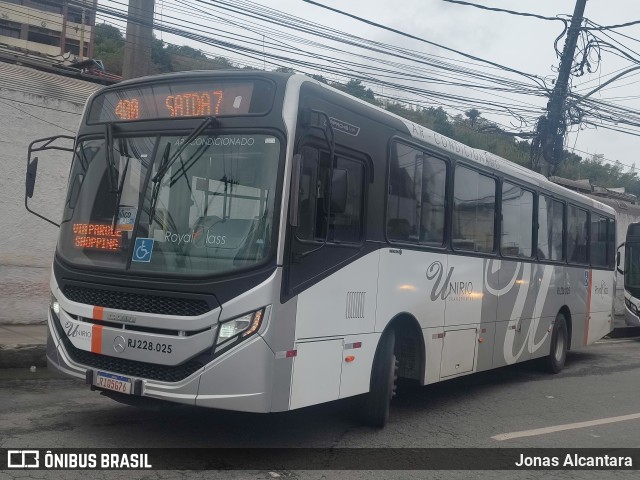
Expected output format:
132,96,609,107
73,223,122,251
88,79,274,123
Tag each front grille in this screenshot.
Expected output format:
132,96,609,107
52,310,206,382
63,284,212,316
70,348,204,382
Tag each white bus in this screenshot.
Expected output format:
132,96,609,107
621,223,640,326
25,71,616,427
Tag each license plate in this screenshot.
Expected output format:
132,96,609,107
95,371,132,394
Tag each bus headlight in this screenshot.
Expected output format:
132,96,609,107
216,308,265,347
50,294,60,316
626,298,639,316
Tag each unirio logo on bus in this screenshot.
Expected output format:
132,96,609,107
425,261,474,301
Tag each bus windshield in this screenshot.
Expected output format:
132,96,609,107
626,242,640,290
57,133,281,277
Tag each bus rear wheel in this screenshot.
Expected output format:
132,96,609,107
361,329,397,428
544,313,568,374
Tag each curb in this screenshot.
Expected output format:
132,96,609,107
0,344,47,369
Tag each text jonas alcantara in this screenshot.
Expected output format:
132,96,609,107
516,454,633,467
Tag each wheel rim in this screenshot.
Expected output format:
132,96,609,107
554,329,565,362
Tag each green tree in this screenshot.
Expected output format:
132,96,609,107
92,23,124,75
151,37,173,73
332,79,379,105
465,108,481,128
166,44,206,59
311,74,328,84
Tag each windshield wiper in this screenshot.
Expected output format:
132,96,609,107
147,116,216,226
151,116,216,185
148,142,171,225
111,153,131,231
105,123,117,193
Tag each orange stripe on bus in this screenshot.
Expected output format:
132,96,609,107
585,270,593,345
93,306,104,321
91,324,103,354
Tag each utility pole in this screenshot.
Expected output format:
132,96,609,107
122,0,155,80
536,0,587,176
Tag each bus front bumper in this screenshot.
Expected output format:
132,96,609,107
47,309,277,413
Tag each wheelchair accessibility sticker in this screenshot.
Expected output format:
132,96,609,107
132,238,154,262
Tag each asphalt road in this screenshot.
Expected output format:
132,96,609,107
2,331,640,480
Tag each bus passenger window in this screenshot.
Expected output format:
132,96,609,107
608,218,616,269
567,205,588,264
501,182,533,257
296,146,364,244
591,213,609,267
387,142,446,246
452,166,496,253
538,196,564,261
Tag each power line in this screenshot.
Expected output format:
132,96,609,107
301,0,547,88
440,0,565,22
585,19,640,31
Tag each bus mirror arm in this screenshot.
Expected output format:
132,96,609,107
24,135,74,227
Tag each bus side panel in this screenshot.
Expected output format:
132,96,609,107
445,256,492,328
294,252,379,339
529,263,566,361
290,339,344,409
587,269,615,344
339,332,382,398
491,259,534,367
438,255,489,379
377,249,447,331
565,267,589,349
288,252,379,408
377,249,447,384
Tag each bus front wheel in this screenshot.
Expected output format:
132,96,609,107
361,329,398,428
544,313,568,374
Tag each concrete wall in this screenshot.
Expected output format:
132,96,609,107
0,64,100,324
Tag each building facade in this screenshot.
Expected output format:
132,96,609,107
0,0,97,61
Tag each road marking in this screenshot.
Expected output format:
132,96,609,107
492,413,640,441
595,339,636,344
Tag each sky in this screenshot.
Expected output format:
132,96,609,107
100,0,640,174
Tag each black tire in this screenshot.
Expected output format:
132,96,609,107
361,329,398,428
544,313,568,374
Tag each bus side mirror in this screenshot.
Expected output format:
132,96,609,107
25,135,75,228
617,243,625,275
26,156,38,198
330,168,348,214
